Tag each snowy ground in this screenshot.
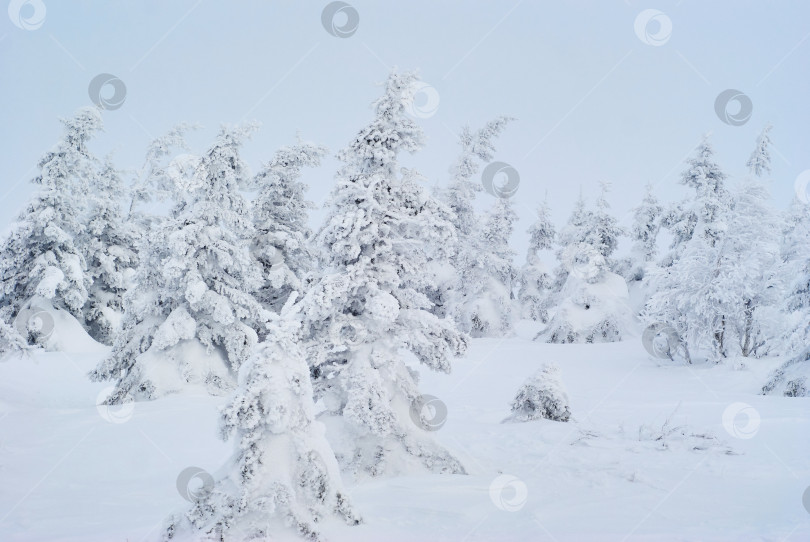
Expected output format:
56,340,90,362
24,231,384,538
1,323,808,541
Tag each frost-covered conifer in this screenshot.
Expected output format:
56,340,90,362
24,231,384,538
644,139,740,361
300,71,467,477
462,197,518,335
659,137,731,265
251,139,326,318
0,108,101,330
91,124,269,402
539,188,631,344
746,123,773,178
164,315,361,542
443,117,513,335
78,156,139,344
505,363,571,423
625,184,663,281
587,182,623,265
518,200,556,322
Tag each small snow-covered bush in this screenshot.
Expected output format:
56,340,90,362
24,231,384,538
506,363,571,423
762,348,810,397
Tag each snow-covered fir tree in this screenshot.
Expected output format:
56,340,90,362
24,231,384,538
91,124,269,402
659,137,731,266
587,181,624,266
721,179,781,357
505,362,571,423
644,138,739,361
548,191,591,295
127,123,195,222
164,314,361,542
763,197,810,395
624,183,662,282
0,108,101,334
251,139,326,319
396,166,459,320
0,319,29,356
300,71,468,478
442,117,513,336
746,123,773,178
465,197,519,335
518,200,556,322
539,188,631,344
78,156,139,344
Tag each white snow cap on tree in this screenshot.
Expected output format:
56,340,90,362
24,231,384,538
164,315,360,542
506,362,571,423
300,69,467,478
91,123,269,402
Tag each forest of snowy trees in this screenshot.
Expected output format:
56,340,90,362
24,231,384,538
1,70,808,540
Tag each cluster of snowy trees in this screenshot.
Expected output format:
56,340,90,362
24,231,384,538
1,70,808,539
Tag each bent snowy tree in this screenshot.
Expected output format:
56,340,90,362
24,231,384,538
0,108,102,336
300,70,468,478
164,316,361,542
91,124,269,402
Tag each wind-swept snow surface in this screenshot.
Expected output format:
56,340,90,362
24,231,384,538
1,332,807,541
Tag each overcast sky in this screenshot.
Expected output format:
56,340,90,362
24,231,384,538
2,1,808,254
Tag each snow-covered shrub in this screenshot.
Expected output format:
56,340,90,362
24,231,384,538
762,349,810,398
505,363,571,423
164,316,360,542
538,253,631,344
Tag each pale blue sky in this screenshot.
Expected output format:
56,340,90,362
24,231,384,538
2,1,808,254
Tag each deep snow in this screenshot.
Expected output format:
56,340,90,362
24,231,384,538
1,321,808,541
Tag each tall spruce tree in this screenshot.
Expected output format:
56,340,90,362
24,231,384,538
300,71,468,477
91,124,269,402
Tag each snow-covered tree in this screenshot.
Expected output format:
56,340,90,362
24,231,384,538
91,124,269,402
659,137,731,266
721,179,781,357
0,108,101,331
746,123,773,178
300,71,468,478
251,139,326,319
505,363,571,423
518,200,556,322
644,139,741,361
127,123,196,222
460,197,518,335
537,246,631,344
0,318,29,357
587,182,624,265
397,166,459,320
164,315,361,542
78,156,139,344
442,117,513,336
539,186,631,344
549,192,591,294
624,184,663,282
763,198,810,394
